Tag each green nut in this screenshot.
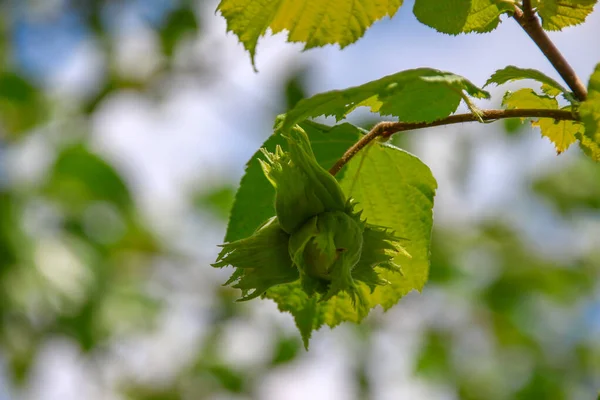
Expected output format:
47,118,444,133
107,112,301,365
215,123,410,307
213,216,298,301
260,126,346,234
289,210,364,302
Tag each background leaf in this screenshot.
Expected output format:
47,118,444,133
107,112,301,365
0,72,47,138
159,5,199,57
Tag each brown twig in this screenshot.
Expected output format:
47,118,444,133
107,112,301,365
329,108,578,176
512,2,588,101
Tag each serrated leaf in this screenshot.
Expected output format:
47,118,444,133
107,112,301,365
282,68,489,131
217,0,403,67
485,66,568,95
577,130,600,160
579,63,600,160
534,0,597,31
225,121,436,347
225,120,359,242
214,217,298,301
267,283,360,348
502,89,581,153
339,142,437,308
541,83,563,97
274,140,437,340
463,0,515,32
413,0,513,34
532,110,583,154
502,88,558,110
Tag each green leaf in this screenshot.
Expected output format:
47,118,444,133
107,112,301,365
338,142,437,308
225,120,359,243
45,145,133,213
194,185,236,221
532,111,583,154
283,68,489,131
224,121,436,347
217,0,403,67
484,66,569,95
577,132,600,161
0,72,47,138
269,138,436,347
413,0,513,34
579,63,600,160
463,0,516,32
541,83,563,97
502,88,558,110
159,6,199,57
502,89,582,153
534,0,597,31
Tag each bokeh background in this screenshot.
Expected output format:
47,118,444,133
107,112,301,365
1,1,600,399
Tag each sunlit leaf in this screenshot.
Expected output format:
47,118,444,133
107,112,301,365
485,66,568,95
534,0,597,31
217,0,403,67
283,68,489,130
413,0,513,34
580,63,600,160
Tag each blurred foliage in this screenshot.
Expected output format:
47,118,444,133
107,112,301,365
0,1,598,400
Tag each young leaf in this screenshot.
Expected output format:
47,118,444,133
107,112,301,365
217,0,403,67
541,84,563,97
413,0,513,34
222,120,436,347
502,88,558,110
282,68,489,131
577,131,600,161
533,0,597,31
503,89,582,153
532,111,582,154
485,66,569,95
579,63,600,160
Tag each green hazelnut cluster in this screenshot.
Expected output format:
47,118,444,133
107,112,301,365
213,126,409,306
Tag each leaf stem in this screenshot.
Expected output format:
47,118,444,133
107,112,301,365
512,2,588,101
329,108,578,176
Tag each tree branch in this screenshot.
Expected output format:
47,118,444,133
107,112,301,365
329,108,578,176
512,3,588,101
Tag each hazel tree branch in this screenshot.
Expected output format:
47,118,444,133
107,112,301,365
329,108,578,176
512,2,588,101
